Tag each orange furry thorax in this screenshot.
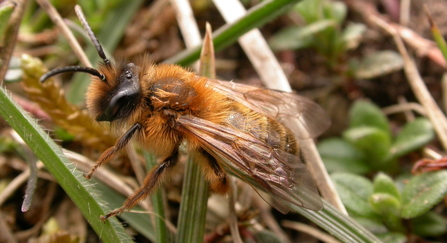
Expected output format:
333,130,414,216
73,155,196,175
85,56,235,155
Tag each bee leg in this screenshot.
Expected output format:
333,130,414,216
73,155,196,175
101,148,179,220
196,149,229,194
85,123,142,179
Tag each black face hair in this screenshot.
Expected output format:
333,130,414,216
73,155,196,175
39,4,109,84
96,63,141,122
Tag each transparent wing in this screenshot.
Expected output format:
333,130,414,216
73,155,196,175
177,115,323,213
210,80,330,139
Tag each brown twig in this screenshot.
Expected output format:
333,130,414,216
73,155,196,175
371,15,447,151
35,0,91,67
345,0,446,68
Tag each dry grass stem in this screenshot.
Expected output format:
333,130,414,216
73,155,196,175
170,0,201,71
228,178,243,243
0,161,44,207
399,0,410,26
252,194,291,243
282,220,341,243
423,147,443,160
212,0,291,91
346,1,445,68
0,0,25,84
35,0,91,67
382,102,426,117
0,211,18,243
442,73,447,112
371,15,447,152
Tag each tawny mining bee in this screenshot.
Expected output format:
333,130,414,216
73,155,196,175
40,6,330,220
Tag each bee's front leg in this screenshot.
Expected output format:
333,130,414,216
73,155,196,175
101,147,180,220
84,123,142,179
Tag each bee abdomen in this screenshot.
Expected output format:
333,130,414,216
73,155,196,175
227,108,298,155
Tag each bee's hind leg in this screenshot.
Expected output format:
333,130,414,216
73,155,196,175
194,148,230,195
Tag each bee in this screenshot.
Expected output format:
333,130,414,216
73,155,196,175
40,6,330,220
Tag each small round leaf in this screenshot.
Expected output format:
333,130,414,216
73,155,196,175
331,173,378,218
343,127,391,165
412,211,447,237
318,138,370,174
401,171,447,218
349,100,391,134
373,172,400,200
389,118,435,159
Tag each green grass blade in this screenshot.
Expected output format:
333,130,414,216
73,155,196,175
425,8,447,63
144,151,171,243
176,24,216,243
164,0,303,66
0,86,132,243
295,201,382,243
0,2,15,41
67,0,144,104
176,154,210,243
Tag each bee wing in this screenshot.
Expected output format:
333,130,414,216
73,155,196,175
178,115,323,213
211,80,330,139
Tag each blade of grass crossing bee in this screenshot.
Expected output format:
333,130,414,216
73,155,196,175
176,23,215,243
145,151,171,243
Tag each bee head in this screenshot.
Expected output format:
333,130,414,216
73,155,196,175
86,61,142,122
39,5,142,123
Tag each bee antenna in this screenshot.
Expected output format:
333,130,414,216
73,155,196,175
74,5,111,67
39,66,106,83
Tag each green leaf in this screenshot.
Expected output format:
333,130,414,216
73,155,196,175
369,193,403,231
349,100,391,134
375,232,406,243
317,138,370,174
373,173,400,200
294,0,321,23
331,173,378,218
343,127,391,165
268,20,336,51
427,12,447,64
369,194,400,216
0,2,15,43
401,171,447,218
356,50,404,79
412,211,447,237
342,23,366,50
325,0,346,24
389,118,435,159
